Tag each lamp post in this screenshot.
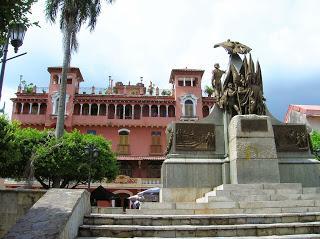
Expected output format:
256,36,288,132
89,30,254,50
0,23,27,101
84,144,99,191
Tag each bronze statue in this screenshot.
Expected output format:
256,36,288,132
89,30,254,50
214,40,266,117
214,39,252,55
211,63,225,98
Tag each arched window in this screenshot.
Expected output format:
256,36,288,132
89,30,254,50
147,161,162,178
118,129,130,155
151,105,158,117
142,105,149,117
31,103,38,114
134,105,141,119
23,103,30,114
168,105,175,117
202,105,210,117
99,104,106,115
108,104,115,119
119,162,132,177
150,131,162,155
15,102,22,114
184,100,194,117
117,104,124,119
91,104,98,116
73,103,80,115
160,105,166,117
125,105,132,119
82,103,89,115
39,103,47,115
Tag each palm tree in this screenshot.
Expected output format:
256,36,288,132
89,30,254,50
45,0,113,139
45,0,113,188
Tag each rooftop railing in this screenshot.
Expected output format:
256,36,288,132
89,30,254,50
78,87,173,96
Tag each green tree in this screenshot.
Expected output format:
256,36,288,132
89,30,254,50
205,85,214,97
0,0,38,46
0,116,21,178
45,0,113,142
33,130,118,188
311,131,320,160
0,118,118,188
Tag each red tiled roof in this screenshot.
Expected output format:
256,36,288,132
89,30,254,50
117,156,165,161
285,104,320,122
170,68,205,83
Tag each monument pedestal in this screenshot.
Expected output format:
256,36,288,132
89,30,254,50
229,115,280,184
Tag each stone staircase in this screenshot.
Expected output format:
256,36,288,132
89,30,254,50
77,183,320,238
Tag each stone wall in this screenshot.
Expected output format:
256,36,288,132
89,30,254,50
4,189,90,239
0,189,46,238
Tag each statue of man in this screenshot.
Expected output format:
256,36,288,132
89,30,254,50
211,63,225,98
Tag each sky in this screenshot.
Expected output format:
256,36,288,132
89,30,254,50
2,0,320,120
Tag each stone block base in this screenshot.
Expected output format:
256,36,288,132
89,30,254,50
161,158,229,188
230,158,280,184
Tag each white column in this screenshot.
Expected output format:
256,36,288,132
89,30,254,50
191,79,194,87
106,104,109,116
21,103,24,114
131,105,134,119
80,104,83,115
183,78,186,86
157,105,160,117
12,102,16,114
149,105,152,117
97,104,100,116
89,104,92,115
37,103,41,115
115,104,118,119
123,104,126,119
166,105,169,117
29,103,32,114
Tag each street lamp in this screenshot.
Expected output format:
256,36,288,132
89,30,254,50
9,23,27,53
84,144,99,191
0,23,27,102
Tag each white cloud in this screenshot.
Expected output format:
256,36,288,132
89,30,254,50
2,0,320,119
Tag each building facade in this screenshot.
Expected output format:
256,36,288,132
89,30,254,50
285,104,320,132
10,67,215,203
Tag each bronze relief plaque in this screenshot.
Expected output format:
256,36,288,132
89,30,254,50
273,125,309,152
175,123,215,151
241,119,268,132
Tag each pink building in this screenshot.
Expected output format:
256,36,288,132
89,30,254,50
285,105,320,132
10,66,215,203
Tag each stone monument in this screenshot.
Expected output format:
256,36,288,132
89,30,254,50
162,40,320,196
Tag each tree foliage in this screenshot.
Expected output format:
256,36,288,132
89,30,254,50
34,130,118,188
0,116,20,178
311,131,320,160
205,85,214,97
0,116,118,188
0,0,38,46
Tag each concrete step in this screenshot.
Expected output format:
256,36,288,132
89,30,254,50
91,207,123,214
84,212,320,226
215,183,302,191
200,193,320,204
141,200,320,211
125,206,320,215
303,187,320,194
78,221,320,237
78,235,320,239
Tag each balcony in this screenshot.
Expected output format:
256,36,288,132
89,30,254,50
150,145,162,155
12,114,46,125
72,115,173,127
117,144,130,155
